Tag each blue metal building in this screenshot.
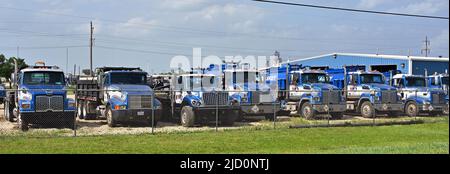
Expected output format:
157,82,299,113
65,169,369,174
287,53,449,76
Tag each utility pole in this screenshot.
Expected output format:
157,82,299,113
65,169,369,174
73,64,76,76
89,21,94,76
66,48,69,74
421,36,431,57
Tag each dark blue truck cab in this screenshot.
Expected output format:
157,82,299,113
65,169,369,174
4,63,76,131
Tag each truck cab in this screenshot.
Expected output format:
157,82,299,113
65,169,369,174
285,69,346,119
392,74,448,116
76,67,162,127
223,68,280,120
427,73,449,115
4,63,76,131
170,74,240,127
341,70,403,118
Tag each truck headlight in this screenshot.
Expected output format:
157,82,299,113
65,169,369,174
313,96,320,102
21,102,31,109
110,91,126,102
19,90,33,101
68,101,76,108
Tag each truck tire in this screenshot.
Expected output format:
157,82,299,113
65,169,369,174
77,101,84,119
84,102,98,120
180,106,195,127
301,102,316,120
18,114,29,132
221,110,239,126
330,112,344,120
360,101,375,118
405,102,418,117
106,106,117,127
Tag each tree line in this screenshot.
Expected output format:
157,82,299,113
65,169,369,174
0,54,28,82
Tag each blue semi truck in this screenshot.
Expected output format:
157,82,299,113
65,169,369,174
265,64,346,119
326,67,404,118
427,73,448,115
392,74,448,116
76,67,162,127
4,62,76,131
158,73,240,127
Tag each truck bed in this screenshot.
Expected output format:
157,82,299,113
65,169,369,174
76,79,100,102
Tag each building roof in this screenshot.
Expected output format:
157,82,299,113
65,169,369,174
287,53,449,64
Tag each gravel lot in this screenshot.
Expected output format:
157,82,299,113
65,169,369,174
0,104,445,137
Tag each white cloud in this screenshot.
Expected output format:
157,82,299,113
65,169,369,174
160,0,208,10
389,0,448,15
357,0,389,9
110,17,158,37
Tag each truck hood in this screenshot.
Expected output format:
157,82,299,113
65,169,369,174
20,85,66,95
310,83,339,90
364,83,396,91
108,84,153,95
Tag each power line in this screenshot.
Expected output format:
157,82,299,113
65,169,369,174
252,0,449,20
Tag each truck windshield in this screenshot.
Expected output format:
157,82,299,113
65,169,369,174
233,72,260,84
405,77,426,87
110,73,146,85
301,73,329,84
360,74,384,84
23,72,65,85
186,76,217,90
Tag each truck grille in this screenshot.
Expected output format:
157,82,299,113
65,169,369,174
202,92,228,106
381,91,398,104
432,93,446,104
322,90,341,104
35,95,64,112
128,95,153,109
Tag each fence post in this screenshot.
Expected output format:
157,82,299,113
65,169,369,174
73,87,77,137
151,93,155,134
273,100,276,129
215,90,219,132
372,89,376,126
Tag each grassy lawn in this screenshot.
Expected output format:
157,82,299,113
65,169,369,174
0,122,448,154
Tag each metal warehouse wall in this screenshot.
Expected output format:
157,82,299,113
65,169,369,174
412,60,449,75
290,54,410,73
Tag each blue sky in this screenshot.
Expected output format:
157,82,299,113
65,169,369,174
0,0,448,73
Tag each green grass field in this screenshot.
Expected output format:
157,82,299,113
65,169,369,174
0,122,448,154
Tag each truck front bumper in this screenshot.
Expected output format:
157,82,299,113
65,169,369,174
192,105,240,118
374,103,404,112
20,111,75,125
313,104,346,113
419,103,448,112
112,109,162,124
241,103,280,116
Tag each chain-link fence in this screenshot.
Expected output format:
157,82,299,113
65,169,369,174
0,88,448,137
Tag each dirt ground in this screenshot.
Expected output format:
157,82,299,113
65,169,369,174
0,103,443,137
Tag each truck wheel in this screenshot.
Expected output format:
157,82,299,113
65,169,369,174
330,112,344,120
77,101,84,119
405,102,418,117
180,106,195,127
360,101,375,118
301,102,316,120
221,110,239,126
18,114,29,132
106,106,117,127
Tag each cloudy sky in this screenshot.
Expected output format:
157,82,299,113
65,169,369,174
0,0,448,73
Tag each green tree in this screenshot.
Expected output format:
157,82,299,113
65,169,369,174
0,54,28,80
